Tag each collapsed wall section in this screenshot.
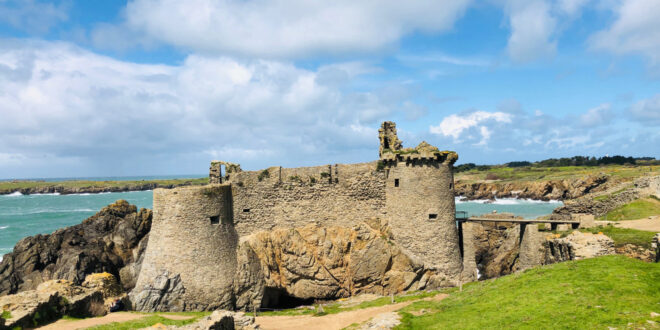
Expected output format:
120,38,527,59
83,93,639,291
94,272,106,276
227,162,387,236
130,185,238,311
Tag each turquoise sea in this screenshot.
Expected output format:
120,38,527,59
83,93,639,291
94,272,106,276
0,192,562,260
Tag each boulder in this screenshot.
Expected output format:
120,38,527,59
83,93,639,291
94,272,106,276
144,310,258,330
234,218,430,311
544,231,614,263
82,272,123,299
0,200,151,296
0,279,105,329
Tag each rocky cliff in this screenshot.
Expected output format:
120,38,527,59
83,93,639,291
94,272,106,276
455,175,610,201
0,200,151,296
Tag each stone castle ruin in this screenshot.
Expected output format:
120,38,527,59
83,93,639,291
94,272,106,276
130,121,464,311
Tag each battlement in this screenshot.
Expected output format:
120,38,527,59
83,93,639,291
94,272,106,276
135,121,463,311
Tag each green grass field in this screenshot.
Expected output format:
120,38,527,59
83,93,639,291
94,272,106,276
259,290,441,317
598,197,660,221
455,164,659,183
396,255,660,329
0,177,208,194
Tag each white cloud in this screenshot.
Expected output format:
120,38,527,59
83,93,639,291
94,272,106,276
557,0,591,16
0,39,415,177
628,94,660,125
0,0,68,34
590,0,660,68
430,111,512,140
505,0,557,63
580,103,612,127
92,0,472,58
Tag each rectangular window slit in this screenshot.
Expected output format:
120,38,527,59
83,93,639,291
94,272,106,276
394,179,399,187
243,209,250,213
429,214,438,220
210,215,220,224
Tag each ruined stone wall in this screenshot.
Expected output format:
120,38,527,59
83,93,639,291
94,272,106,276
384,157,462,284
227,162,386,236
131,185,238,311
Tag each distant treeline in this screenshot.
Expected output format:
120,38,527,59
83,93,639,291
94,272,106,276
456,156,658,172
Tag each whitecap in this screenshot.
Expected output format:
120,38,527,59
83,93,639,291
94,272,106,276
5,191,23,197
31,192,61,196
0,226,8,230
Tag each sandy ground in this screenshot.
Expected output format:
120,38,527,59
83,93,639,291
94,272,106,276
38,312,194,330
255,294,447,330
596,215,660,232
614,216,660,232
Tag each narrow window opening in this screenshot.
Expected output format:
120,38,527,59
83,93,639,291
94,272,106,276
210,215,220,224
394,179,400,187
429,214,438,220
243,208,250,213
449,182,453,189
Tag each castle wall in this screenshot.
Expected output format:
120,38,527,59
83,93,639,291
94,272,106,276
132,185,238,311
385,157,462,283
227,162,387,236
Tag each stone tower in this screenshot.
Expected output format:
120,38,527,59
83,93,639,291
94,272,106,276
130,184,238,311
379,122,462,284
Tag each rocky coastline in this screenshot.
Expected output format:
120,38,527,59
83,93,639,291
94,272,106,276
0,174,613,201
0,181,205,196
454,174,611,201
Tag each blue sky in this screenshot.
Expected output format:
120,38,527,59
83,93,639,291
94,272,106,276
0,0,658,178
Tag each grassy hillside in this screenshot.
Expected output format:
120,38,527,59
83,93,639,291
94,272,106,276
396,256,660,329
455,164,659,183
598,197,660,221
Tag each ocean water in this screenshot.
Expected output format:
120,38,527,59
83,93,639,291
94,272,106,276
0,192,562,260
0,191,153,259
456,197,563,219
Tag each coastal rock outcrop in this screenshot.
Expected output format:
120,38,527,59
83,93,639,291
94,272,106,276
455,175,610,201
553,175,660,217
0,279,106,329
233,218,438,310
543,231,615,263
0,200,151,296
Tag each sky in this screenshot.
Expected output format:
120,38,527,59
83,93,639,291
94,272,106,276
0,0,659,179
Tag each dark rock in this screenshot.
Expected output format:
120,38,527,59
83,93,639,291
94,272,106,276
0,200,151,296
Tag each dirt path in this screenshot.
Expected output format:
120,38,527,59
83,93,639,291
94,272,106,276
255,294,447,330
605,216,660,232
38,312,194,330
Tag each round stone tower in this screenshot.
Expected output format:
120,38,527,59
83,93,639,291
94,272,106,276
131,184,238,311
380,122,462,285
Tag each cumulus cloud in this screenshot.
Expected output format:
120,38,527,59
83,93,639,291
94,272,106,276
628,94,660,125
0,0,68,34
91,0,472,58
0,39,415,177
580,103,612,127
590,0,660,68
505,0,557,63
429,111,512,145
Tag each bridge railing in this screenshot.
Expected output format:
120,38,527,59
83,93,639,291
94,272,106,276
455,211,468,221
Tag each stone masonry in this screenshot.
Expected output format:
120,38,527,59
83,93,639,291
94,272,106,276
131,121,462,311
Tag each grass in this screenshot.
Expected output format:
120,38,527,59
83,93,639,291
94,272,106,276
579,225,657,249
259,290,441,317
0,177,208,194
396,255,660,329
598,197,660,221
1,310,11,319
455,164,660,184
86,312,209,330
